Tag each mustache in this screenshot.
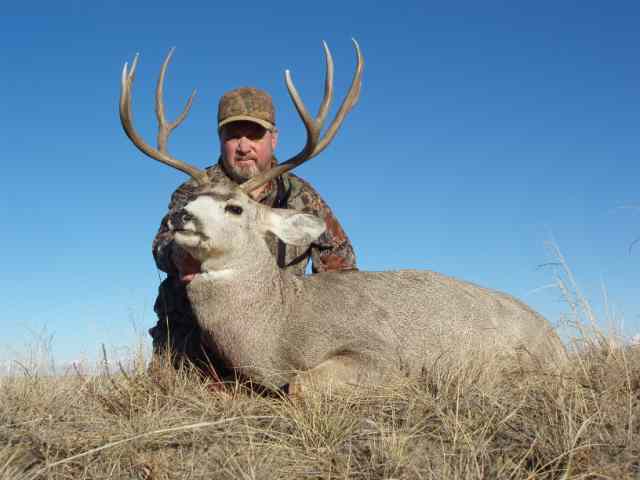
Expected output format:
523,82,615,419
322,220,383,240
234,154,258,162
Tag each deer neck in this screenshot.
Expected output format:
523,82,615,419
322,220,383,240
185,237,289,330
185,238,296,378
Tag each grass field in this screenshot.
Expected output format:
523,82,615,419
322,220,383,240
1,328,638,479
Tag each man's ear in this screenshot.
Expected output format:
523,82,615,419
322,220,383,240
264,208,326,246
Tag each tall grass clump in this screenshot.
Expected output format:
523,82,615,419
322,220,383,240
1,253,638,478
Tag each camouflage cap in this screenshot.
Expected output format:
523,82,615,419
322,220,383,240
217,87,276,131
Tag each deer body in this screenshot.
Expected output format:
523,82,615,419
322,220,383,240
178,191,565,393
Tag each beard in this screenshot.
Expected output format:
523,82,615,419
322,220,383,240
222,157,275,184
222,155,267,184
230,161,260,181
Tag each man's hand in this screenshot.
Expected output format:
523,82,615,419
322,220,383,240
171,245,201,284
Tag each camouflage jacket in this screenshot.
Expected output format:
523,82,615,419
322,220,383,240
152,159,358,278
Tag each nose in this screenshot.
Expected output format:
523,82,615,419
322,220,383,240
236,136,252,154
169,209,194,230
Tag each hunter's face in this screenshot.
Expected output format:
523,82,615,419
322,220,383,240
220,121,278,181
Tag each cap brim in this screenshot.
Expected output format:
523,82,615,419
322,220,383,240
218,115,275,132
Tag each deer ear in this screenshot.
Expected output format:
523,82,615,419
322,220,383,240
265,209,326,246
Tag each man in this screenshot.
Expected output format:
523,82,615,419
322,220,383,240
149,87,357,377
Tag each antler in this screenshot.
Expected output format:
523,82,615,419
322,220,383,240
119,49,209,186
238,39,364,194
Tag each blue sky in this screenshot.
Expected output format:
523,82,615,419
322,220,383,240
1,2,639,366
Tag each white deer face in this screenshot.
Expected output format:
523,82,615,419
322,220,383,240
170,187,326,268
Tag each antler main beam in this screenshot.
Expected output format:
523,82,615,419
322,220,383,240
119,49,209,186
238,39,364,194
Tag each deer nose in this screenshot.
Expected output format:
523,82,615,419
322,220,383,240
181,210,195,223
169,209,195,230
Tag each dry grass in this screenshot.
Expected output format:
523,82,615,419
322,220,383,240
1,337,638,479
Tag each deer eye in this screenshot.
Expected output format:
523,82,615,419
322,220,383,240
225,204,243,216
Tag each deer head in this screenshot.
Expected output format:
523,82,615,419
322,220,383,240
168,184,326,273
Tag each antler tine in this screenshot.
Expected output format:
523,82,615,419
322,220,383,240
119,50,209,186
279,40,335,157
155,47,197,153
283,65,323,162
313,38,362,156
316,41,334,127
238,40,362,194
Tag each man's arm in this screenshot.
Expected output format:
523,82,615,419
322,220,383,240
286,174,358,273
310,199,358,273
311,207,358,273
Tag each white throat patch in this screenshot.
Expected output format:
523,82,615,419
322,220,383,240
199,269,235,281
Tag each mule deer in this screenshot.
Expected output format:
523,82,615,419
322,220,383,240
120,42,566,395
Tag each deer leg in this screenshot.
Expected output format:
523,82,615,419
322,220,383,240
289,354,379,398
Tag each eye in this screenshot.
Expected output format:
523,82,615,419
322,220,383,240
225,204,243,216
